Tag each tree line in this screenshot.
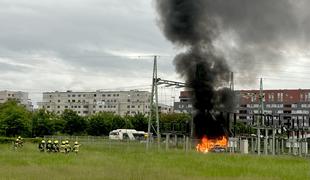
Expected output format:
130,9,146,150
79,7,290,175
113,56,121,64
0,100,191,137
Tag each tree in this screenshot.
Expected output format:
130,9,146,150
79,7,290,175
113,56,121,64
160,113,191,133
31,109,63,137
62,109,87,135
0,100,31,137
130,113,148,131
87,112,113,136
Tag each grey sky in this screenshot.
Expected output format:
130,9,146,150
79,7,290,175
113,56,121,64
1,0,310,105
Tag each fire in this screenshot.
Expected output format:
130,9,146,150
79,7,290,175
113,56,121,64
196,136,228,153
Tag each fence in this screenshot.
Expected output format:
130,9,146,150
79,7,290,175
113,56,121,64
43,135,310,157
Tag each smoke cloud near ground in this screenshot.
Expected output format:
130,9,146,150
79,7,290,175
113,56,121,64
155,0,304,138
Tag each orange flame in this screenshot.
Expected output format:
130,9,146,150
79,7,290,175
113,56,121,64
196,136,228,153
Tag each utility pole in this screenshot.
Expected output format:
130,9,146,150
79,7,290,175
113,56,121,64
147,56,160,150
257,78,264,155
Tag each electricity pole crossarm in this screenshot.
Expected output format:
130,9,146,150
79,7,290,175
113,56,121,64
156,78,186,88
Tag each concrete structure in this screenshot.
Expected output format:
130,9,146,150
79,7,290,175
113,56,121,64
236,89,310,125
0,90,33,110
174,91,193,114
174,89,310,125
158,103,173,114
38,90,151,116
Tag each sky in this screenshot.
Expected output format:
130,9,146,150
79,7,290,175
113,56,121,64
1,0,310,105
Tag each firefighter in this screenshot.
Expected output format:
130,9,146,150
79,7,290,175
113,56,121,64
17,136,23,147
46,140,53,152
13,138,20,150
60,141,66,153
53,140,59,152
65,140,71,153
38,140,46,152
72,141,81,154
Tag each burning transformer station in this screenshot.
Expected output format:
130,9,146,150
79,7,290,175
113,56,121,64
155,0,234,152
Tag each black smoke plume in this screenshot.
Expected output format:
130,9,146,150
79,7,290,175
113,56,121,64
155,0,233,139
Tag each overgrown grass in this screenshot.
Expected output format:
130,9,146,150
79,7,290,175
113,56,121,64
0,142,309,180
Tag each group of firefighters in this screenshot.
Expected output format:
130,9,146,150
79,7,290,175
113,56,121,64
13,136,81,154
13,136,24,149
38,139,81,154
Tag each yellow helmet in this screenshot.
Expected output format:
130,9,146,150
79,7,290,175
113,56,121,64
48,140,52,143
18,136,21,139
61,141,65,145
54,140,58,144
42,140,45,143
65,140,69,144
74,141,78,145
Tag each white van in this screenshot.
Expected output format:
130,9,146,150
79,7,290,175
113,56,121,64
109,129,148,141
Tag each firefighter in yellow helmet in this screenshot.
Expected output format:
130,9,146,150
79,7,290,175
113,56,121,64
17,136,23,147
46,140,53,152
65,140,71,154
53,140,59,152
60,141,66,153
72,141,81,154
38,140,46,152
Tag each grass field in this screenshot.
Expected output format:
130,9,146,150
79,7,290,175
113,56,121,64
0,142,309,180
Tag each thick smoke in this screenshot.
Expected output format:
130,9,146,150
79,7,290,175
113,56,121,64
156,0,232,139
155,0,305,138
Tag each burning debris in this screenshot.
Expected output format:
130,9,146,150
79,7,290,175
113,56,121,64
155,0,233,150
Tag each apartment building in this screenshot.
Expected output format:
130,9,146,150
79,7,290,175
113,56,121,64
38,90,151,116
236,89,310,126
174,89,310,126
0,90,33,110
174,91,193,114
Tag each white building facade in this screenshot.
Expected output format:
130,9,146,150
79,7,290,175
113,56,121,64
38,90,151,116
0,90,33,110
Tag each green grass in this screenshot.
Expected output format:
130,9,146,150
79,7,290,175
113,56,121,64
0,142,309,180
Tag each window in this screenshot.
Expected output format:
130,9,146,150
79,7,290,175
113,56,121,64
72,100,75,102
72,94,76,97
94,94,97,97
99,105,102,108
78,100,81,102
127,99,130,102
78,106,81,108
68,95,71,97
107,94,111,97
284,104,291,108
57,106,60,108
127,105,130,108
83,94,86,97
102,94,106,97
58,100,60,102
47,106,50,108
131,105,135,108
68,100,71,102
78,94,81,97
84,105,88,108
65,106,68,108
83,111,88,114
